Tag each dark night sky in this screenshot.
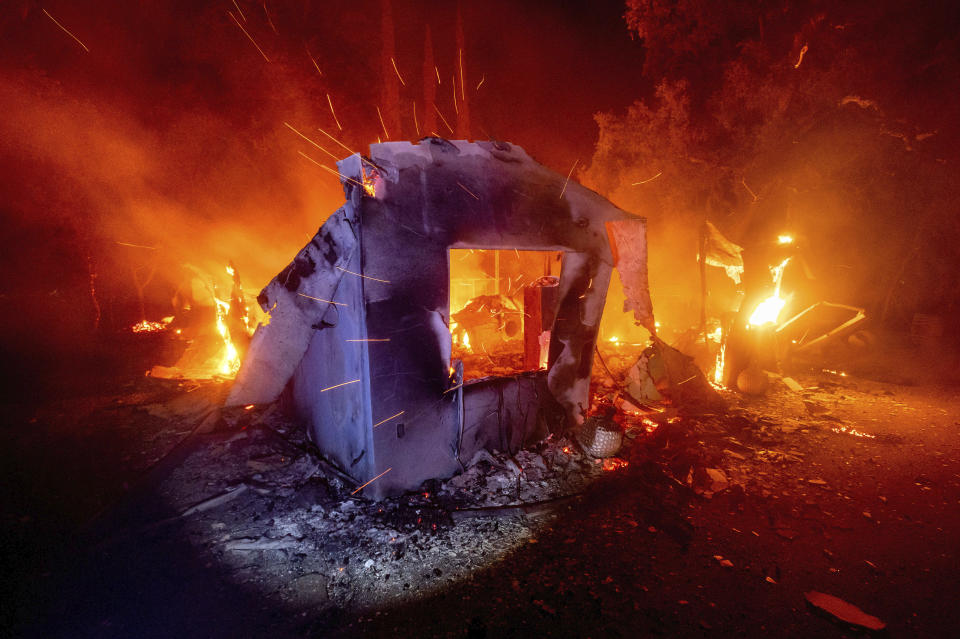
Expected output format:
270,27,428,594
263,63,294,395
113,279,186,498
0,0,645,291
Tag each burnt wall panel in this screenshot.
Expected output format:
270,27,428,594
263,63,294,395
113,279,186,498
290,247,373,484
226,203,359,407
459,371,557,464
358,192,460,498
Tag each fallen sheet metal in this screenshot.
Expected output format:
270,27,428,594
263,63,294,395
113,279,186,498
776,301,866,354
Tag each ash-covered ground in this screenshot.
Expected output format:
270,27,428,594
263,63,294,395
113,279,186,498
3,334,960,638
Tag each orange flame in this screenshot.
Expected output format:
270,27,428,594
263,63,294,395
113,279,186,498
712,326,726,386
213,293,240,376
748,258,792,327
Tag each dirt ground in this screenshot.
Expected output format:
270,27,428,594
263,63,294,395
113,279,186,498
2,333,959,638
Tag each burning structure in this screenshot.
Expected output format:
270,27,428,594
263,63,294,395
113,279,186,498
8,2,960,637
226,138,653,497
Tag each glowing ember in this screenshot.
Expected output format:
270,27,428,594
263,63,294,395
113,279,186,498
131,319,167,333
608,336,619,344
831,425,876,439
777,234,794,245
602,458,628,471
361,165,377,197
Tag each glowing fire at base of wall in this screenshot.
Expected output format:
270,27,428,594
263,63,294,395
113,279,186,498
139,264,254,380
214,294,241,377
713,338,726,387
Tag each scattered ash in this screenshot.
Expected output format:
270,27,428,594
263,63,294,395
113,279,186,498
63,363,923,631
90,397,628,618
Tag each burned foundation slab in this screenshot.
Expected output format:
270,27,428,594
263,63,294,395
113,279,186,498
228,139,652,497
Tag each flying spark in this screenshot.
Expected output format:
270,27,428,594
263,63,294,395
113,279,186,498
412,101,420,136
296,149,327,170
376,106,390,140
306,46,323,76
443,383,463,395
373,411,405,428
232,0,247,22
326,94,343,131
336,266,390,283
794,43,808,69
632,171,662,185
476,75,485,91
284,122,338,160
741,178,759,201
319,163,367,189
42,8,90,52
345,338,391,342
435,65,441,84
351,467,393,495
390,57,406,86
452,75,458,114
297,151,366,189
228,11,270,62
433,104,454,134
263,3,279,34
560,159,579,199
457,181,479,200
459,49,465,101
297,291,348,306
318,127,357,155
320,379,361,392
115,241,157,250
